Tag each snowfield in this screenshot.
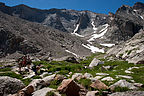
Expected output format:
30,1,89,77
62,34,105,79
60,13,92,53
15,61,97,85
88,24,109,42
82,44,104,53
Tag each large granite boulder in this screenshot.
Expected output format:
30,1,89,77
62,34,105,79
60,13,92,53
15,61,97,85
90,80,108,90
57,79,81,96
0,76,25,96
89,58,104,68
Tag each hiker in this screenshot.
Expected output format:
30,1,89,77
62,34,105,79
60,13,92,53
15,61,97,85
27,55,32,70
17,55,32,73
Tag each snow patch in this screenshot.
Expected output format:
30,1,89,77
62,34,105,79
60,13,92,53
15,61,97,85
73,24,79,33
82,44,104,53
88,24,109,42
65,50,78,57
72,24,84,37
100,43,115,47
140,16,144,20
91,20,97,31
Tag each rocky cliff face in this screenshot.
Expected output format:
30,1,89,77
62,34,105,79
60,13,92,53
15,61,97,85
107,29,144,64
104,3,144,43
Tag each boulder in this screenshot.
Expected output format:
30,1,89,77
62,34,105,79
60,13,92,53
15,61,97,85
84,73,93,79
32,87,59,96
90,80,108,90
57,79,81,96
65,56,79,63
28,79,46,91
0,76,25,96
96,73,109,76
14,85,34,96
42,74,56,85
108,91,144,96
109,80,138,90
101,77,114,81
116,75,133,79
86,91,99,96
72,73,83,80
89,58,104,68
55,74,65,81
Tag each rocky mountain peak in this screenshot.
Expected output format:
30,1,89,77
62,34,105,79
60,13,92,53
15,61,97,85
133,2,144,10
0,2,5,6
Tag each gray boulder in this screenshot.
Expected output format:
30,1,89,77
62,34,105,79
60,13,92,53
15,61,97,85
89,58,104,68
109,80,138,90
108,91,144,96
32,87,60,96
0,76,25,96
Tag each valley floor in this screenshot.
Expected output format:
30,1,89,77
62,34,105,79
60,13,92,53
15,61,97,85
0,53,144,96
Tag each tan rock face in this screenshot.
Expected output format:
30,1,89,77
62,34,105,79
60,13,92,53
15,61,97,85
90,80,108,90
57,79,81,96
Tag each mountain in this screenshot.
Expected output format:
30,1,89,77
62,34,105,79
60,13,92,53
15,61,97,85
107,29,144,64
0,2,108,36
0,10,91,59
0,2,144,59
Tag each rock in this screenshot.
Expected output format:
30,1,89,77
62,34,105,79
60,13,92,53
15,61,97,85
23,71,35,79
125,70,133,74
96,73,109,76
40,72,49,78
109,80,138,90
15,85,34,96
0,76,25,96
32,87,57,96
84,73,93,79
116,75,133,79
136,60,144,64
102,66,112,70
57,79,81,96
55,74,65,81
133,83,144,87
90,80,108,90
42,74,56,85
90,76,103,82
65,56,79,63
72,73,83,80
28,79,46,91
89,58,104,68
101,77,114,81
86,91,99,96
108,91,144,96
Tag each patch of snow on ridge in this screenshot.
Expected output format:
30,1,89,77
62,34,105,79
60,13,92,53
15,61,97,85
65,50,78,57
91,20,97,31
82,44,104,53
140,16,144,20
72,24,84,37
73,24,79,33
88,24,109,42
100,43,115,47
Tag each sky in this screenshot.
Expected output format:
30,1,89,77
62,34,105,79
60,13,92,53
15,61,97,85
0,0,144,14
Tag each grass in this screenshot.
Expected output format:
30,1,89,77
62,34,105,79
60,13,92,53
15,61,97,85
131,67,144,85
46,91,55,96
0,67,11,72
48,80,61,89
112,86,130,92
76,78,92,90
0,53,144,92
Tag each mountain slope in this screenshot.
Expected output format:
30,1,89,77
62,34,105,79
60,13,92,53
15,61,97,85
0,2,108,36
0,10,91,58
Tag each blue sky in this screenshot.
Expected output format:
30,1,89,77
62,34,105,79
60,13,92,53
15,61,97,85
0,0,144,14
